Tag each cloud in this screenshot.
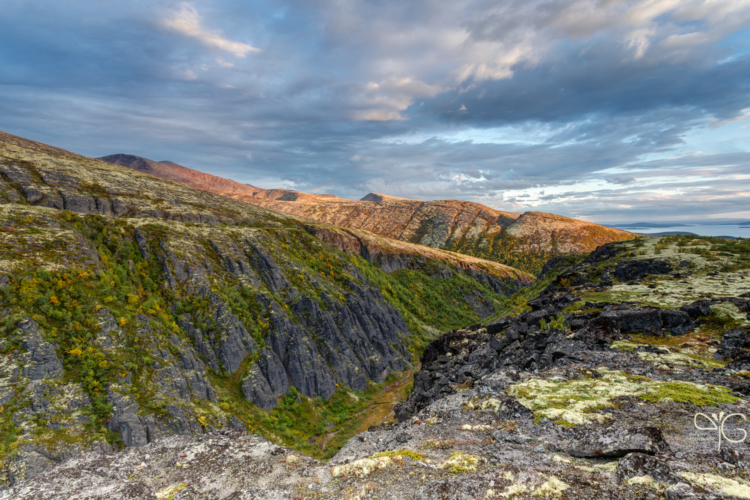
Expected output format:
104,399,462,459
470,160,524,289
0,0,748,223
352,77,443,121
607,176,637,185
162,4,261,57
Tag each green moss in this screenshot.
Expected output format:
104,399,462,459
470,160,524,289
439,452,482,473
509,368,738,427
638,381,738,406
371,449,426,461
610,341,644,352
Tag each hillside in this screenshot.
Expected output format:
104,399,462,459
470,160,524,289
7,222,750,499
99,155,636,274
0,131,532,486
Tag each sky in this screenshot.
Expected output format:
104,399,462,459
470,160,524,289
1,0,750,223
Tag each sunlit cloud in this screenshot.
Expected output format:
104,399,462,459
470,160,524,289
162,4,261,57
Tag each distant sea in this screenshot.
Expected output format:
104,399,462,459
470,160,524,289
609,224,750,239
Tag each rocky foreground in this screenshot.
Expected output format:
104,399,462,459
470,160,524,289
4,235,750,498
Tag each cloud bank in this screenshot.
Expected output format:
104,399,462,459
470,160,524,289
0,0,748,222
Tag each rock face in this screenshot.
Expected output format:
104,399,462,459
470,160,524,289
241,349,289,410
18,319,63,381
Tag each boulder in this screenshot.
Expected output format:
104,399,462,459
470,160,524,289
716,330,750,361
615,259,672,281
681,300,716,320
600,307,663,333
568,426,670,458
616,452,679,484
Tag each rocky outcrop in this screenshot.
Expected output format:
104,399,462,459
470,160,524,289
600,306,693,335
267,305,337,400
18,319,63,381
716,329,750,360
615,258,673,281
568,426,669,458
241,348,290,410
106,387,149,448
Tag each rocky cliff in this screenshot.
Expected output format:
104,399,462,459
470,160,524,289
0,131,532,487
4,230,750,499
98,155,635,274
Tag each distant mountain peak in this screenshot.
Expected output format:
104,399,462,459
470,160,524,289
361,192,413,202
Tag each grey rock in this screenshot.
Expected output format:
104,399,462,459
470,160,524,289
242,364,280,410
61,191,98,214
257,348,289,398
193,295,258,375
95,308,125,350
18,319,63,381
665,482,726,499
7,447,54,487
720,447,749,469
600,307,663,333
267,305,336,400
615,259,673,281
716,330,750,361
228,416,247,433
106,388,149,448
568,426,670,458
180,316,220,372
293,295,368,390
616,452,679,484
245,236,295,296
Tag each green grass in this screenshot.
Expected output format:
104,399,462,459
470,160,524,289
208,369,409,460
638,381,738,406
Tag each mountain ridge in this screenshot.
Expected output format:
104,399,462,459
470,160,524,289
97,154,636,274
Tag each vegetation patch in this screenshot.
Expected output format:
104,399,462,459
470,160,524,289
155,483,187,500
370,449,426,462
438,452,482,473
508,368,738,426
331,456,393,477
678,473,750,498
446,233,556,276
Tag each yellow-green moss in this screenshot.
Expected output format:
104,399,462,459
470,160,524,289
508,368,738,426
439,452,482,473
371,449,426,462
